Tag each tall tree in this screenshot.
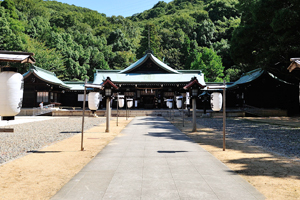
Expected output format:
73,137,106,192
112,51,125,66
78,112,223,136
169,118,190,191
191,47,225,82
230,0,300,75
0,7,24,51
137,23,162,59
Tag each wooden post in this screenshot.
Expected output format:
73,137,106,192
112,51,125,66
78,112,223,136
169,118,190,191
117,96,119,126
182,107,184,127
223,80,226,151
81,79,87,151
192,98,196,132
125,98,128,120
105,97,110,132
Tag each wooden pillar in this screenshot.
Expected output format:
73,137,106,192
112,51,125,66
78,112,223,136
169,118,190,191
105,97,110,132
192,98,197,132
81,79,87,151
223,80,226,151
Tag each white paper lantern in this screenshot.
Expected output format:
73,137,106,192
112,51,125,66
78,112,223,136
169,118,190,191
0,72,24,119
127,98,133,108
167,99,173,109
176,96,183,109
210,92,222,111
118,95,124,108
88,92,101,111
186,92,190,105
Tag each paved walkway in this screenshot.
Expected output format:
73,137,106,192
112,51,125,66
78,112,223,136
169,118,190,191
51,116,265,200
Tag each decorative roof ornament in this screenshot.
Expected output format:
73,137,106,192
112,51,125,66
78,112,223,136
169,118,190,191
145,24,154,56
145,49,154,55
287,58,300,72
183,77,206,90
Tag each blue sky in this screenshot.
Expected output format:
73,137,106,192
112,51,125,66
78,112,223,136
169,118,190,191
56,0,173,17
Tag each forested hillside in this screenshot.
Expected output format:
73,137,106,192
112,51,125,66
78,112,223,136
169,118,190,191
0,0,299,82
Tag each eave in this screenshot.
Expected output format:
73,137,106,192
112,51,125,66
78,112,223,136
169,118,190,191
0,50,36,64
183,78,206,90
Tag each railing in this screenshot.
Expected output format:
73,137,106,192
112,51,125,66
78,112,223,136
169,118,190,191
32,104,55,116
242,104,264,117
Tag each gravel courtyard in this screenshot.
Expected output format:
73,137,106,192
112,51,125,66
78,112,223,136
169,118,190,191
0,117,105,164
195,117,300,160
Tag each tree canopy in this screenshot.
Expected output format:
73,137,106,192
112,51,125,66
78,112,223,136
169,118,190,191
1,0,297,82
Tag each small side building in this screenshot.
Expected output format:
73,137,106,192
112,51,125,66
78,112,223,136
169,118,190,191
23,66,71,108
227,68,299,115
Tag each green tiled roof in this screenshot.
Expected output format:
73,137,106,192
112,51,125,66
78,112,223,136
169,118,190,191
94,72,205,84
227,68,264,89
227,68,293,89
94,53,206,86
63,81,94,91
119,53,179,74
63,81,85,90
23,66,71,89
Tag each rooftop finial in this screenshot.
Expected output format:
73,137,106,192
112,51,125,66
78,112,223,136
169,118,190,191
148,25,150,49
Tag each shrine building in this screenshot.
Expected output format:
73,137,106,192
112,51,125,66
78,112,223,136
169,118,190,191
93,52,206,109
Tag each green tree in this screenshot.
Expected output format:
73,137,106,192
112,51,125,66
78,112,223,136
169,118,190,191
137,23,162,59
1,0,18,19
191,47,225,82
230,0,300,76
205,0,240,22
0,7,24,51
24,38,66,78
195,19,215,47
107,29,132,52
224,66,242,82
212,38,234,69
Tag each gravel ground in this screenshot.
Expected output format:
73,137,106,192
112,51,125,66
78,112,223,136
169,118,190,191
1,116,299,165
0,117,105,164
196,117,300,160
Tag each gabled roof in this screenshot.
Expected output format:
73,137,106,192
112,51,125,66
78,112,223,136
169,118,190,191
0,50,35,64
287,60,300,72
119,53,179,74
94,53,206,86
102,78,119,89
227,68,293,89
183,78,206,90
227,68,264,89
23,66,71,89
94,71,205,85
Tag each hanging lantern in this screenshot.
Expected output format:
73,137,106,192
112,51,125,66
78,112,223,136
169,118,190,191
167,99,173,109
88,92,101,111
118,95,124,108
186,92,190,105
176,96,183,109
210,92,222,111
0,71,24,120
127,98,133,108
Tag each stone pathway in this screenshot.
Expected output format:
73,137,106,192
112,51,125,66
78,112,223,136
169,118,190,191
51,116,265,200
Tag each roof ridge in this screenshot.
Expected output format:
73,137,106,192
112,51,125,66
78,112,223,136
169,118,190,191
118,53,180,74
32,65,57,76
242,68,263,76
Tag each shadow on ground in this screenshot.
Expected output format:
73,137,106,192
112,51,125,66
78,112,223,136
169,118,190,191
169,117,300,180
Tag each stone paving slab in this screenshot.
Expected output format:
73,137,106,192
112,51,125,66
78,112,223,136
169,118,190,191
51,116,265,200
